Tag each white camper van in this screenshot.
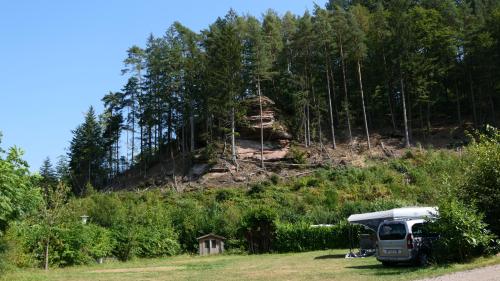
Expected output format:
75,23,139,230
348,207,438,266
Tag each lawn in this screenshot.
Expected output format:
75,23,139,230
3,250,500,281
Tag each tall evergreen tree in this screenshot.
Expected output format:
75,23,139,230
205,10,244,169
68,107,105,195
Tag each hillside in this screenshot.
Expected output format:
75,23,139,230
105,122,470,192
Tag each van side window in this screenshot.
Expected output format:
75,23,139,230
378,223,406,240
412,223,424,237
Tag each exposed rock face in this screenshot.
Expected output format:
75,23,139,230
239,96,292,141
236,139,289,161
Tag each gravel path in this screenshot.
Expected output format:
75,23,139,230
416,264,500,281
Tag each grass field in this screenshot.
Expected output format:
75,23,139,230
3,250,500,281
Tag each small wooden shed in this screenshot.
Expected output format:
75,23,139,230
197,233,225,255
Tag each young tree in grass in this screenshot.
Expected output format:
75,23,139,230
40,181,69,270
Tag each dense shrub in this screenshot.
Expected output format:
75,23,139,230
240,206,277,253
5,220,114,267
274,221,352,252
427,198,497,263
462,126,500,235
287,145,307,164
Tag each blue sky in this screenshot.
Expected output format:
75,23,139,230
0,0,322,171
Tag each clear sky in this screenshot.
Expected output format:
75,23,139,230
0,0,324,171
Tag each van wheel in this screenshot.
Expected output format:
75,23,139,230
382,261,395,267
418,253,429,267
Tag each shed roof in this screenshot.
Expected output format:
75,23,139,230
196,233,226,240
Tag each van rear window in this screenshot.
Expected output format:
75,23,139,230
379,223,407,240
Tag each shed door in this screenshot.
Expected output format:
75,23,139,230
205,240,210,254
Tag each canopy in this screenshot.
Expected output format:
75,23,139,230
347,207,438,231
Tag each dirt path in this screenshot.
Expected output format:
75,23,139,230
416,264,500,281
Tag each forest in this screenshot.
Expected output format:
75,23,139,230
63,0,500,194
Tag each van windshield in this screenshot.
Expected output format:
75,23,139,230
379,223,406,240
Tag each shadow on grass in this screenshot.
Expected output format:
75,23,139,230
346,263,422,275
314,254,346,260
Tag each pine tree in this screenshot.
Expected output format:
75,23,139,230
205,10,244,170
350,5,371,150
39,157,57,204
331,5,353,144
244,15,273,168
122,46,145,166
68,106,106,195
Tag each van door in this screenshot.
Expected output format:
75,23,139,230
378,222,410,258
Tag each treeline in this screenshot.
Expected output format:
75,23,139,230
66,0,500,193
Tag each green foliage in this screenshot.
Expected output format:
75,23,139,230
0,137,41,236
68,107,107,195
85,192,180,260
427,198,496,263
287,145,307,165
240,206,277,253
462,126,500,235
274,221,352,252
6,220,114,267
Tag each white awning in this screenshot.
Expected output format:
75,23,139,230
347,207,438,231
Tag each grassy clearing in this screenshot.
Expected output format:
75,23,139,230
3,249,500,281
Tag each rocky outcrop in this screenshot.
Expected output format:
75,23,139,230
239,96,292,141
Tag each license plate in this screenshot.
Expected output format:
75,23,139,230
384,249,401,254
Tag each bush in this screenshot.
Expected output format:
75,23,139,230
427,198,496,263
240,206,277,253
287,145,306,164
462,126,500,235
274,221,352,252
6,220,114,267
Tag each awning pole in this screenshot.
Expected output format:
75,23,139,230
349,223,353,254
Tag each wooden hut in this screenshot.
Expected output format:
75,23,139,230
197,233,225,255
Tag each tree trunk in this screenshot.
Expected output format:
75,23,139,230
257,78,265,169
116,130,120,175
306,103,311,146
325,51,336,149
468,72,478,127
455,83,462,126
171,144,178,191
329,64,340,126
231,107,238,171
357,60,371,151
303,105,308,147
190,110,195,152
400,74,410,148
426,102,431,135
44,239,49,270
131,96,135,166
382,50,397,131
339,37,353,143
488,82,496,126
